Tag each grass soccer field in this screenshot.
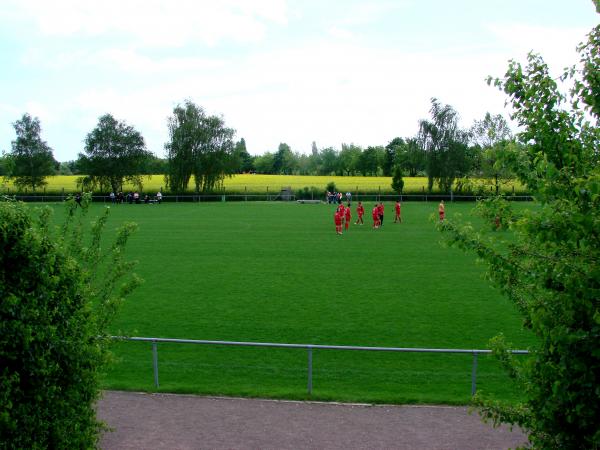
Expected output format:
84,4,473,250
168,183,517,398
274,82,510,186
76,200,535,404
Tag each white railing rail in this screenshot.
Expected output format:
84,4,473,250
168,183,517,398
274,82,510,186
110,336,529,396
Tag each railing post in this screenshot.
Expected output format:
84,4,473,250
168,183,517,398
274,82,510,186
471,352,478,396
307,346,313,395
152,340,159,388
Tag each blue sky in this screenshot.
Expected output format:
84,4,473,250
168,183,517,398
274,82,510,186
0,0,597,161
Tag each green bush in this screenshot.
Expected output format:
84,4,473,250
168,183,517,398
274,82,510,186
296,186,321,200
0,196,139,448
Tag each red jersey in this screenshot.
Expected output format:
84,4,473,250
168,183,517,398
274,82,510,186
357,204,364,216
395,202,401,213
372,207,379,219
334,212,342,225
344,207,351,220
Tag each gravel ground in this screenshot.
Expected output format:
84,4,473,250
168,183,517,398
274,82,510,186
97,391,527,449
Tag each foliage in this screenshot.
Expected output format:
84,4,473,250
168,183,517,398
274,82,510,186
470,112,512,149
0,196,139,448
295,185,322,200
6,113,56,191
439,23,600,449
140,155,168,175
326,181,337,193
232,138,254,173
273,143,297,175
474,196,515,230
418,99,472,193
253,152,276,174
470,113,515,195
391,165,404,194
338,143,362,176
356,146,381,176
318,147,339,175
383,138,403,176
78,114,151,194
394,137,426,177
164,100,236,193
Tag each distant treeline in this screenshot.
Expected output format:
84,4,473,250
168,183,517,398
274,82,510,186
2,98,517,195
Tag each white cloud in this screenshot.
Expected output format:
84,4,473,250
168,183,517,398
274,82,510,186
7,0,288,47
1,2,594,161
485,23,590,73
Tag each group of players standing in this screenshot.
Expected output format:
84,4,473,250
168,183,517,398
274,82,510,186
333,199,446,235
333,200,403,235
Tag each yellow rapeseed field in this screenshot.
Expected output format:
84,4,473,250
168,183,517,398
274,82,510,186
1,174,525,194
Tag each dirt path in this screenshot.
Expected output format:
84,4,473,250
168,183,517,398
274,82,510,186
97,391,527,450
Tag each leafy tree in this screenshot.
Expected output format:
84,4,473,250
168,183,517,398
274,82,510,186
78,114,150,193
384,138,403,176
273,143,297,175
140,155,168,175
471,112,512,149
7,113,56,191
232,138,254,173
394,137,426,176
296,153,313,175
471,113,514,194
439,22,600,449
0,197,139,448
318,147,338,175
338,143,361,176
165,101,236,193
57,161,73,175
419,99,471,192
253,152,275,174
356,146,380,176
0,154,11,176
59,160,81,175
391,165,404,194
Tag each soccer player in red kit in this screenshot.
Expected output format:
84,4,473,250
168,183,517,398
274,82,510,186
372,204,380,228
378,202,385,226
394,200,402,223
334,210,343,234
337,204,345,228
344,203,351,230
355,201,364,225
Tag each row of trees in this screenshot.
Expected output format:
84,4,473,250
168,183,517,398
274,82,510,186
2,100,515,194
248,107,514,195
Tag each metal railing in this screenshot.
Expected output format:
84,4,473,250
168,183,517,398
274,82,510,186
4,193,534,203
111,336,529,396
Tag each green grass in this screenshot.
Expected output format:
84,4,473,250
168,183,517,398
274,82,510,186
73,201,534,404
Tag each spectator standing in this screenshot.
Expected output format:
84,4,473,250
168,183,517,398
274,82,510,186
156,191,163,204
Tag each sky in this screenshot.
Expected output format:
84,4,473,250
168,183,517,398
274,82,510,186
0,0,597,162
